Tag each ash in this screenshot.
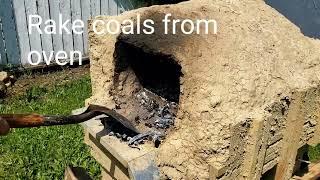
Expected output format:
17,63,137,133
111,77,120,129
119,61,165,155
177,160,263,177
107,88,178,148
136,89,178,130
102,116,163,148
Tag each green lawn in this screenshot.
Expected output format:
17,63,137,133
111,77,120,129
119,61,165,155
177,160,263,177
0,76,100,179
309,144,320,163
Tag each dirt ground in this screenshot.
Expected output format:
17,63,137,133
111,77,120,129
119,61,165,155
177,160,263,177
5,65,90,98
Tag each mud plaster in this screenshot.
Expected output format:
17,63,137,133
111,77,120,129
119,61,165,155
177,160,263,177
86,0,320,179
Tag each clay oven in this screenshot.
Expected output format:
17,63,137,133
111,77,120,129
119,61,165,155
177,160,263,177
86,0,320,179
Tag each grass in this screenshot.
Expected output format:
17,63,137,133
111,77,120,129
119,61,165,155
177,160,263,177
309,144,320,163
0,75,101,179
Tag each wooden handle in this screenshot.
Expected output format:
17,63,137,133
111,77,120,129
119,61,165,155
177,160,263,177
0,104,140,133
0,114,45,128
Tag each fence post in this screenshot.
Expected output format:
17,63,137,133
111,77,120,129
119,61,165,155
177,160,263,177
12,0,31,65
0,17,8,65
81,0,91,56
38,0,54,63
49,0,64,55
0,0,20,65
25,0,43,63
71,0,84,57
60,0,74,57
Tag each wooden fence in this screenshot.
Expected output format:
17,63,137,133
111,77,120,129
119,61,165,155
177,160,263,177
0,0,130,67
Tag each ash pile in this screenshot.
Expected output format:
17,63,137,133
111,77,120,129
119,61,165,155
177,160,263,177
101,87,179,148
135,89,178,130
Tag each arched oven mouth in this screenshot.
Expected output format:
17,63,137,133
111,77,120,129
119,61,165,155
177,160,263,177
106,38,182,145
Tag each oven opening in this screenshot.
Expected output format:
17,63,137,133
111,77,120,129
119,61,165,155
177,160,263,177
112,39,182,135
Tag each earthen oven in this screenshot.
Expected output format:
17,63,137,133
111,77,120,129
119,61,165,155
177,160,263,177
86,0,320,179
